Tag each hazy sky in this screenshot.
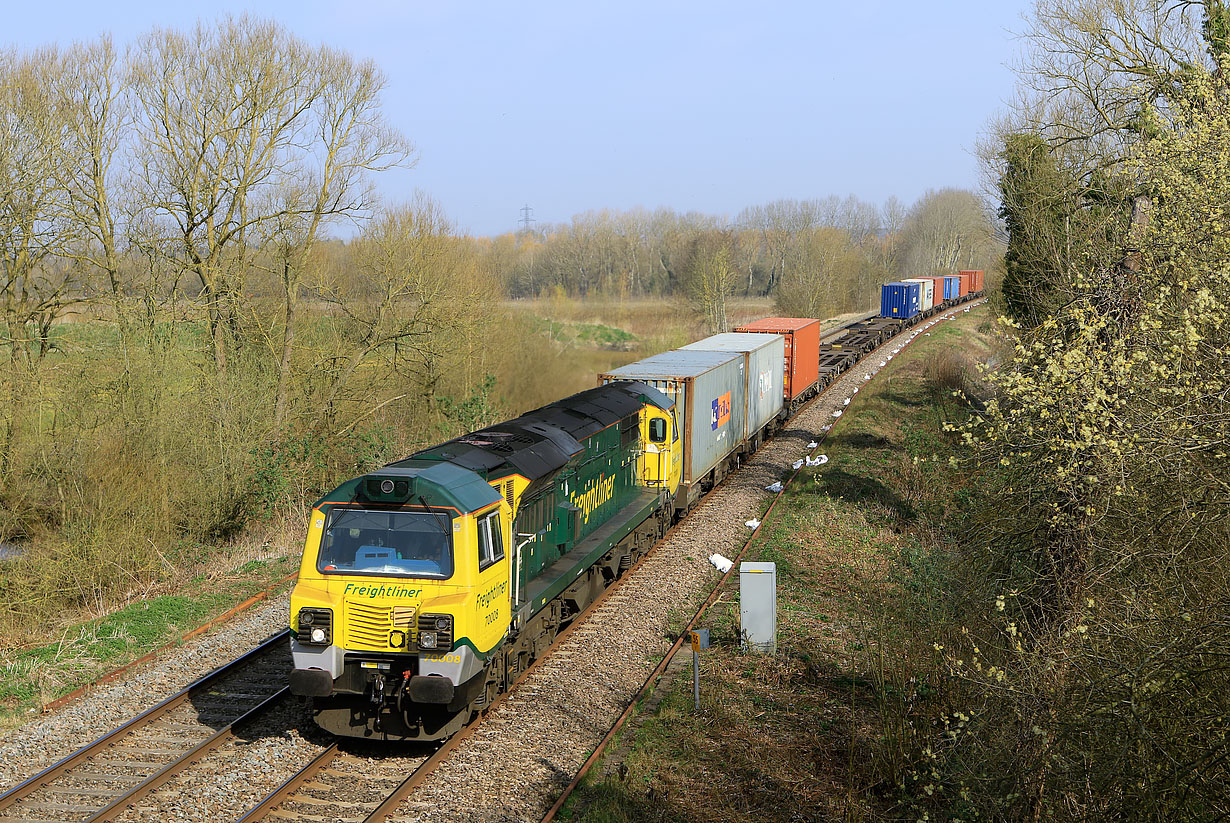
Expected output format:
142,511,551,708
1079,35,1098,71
7,1,1030,237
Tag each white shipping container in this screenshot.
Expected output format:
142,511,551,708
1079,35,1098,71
904,278,935,311
599,350,746,502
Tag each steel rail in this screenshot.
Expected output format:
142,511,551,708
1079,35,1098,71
87,687,291,822
539,297,988,822
0,629,291,815
41,572,297,714
235,744,343,823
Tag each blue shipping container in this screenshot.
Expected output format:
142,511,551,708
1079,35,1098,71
881,282,920,319
943,275,960,301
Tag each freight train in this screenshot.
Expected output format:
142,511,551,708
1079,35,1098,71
286,272,986,741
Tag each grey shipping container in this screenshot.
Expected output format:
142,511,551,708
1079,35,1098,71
679,333,785,444
599,350,746,505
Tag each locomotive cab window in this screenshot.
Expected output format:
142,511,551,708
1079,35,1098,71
648,417,667,443
318,509,453,579
477,510,504,571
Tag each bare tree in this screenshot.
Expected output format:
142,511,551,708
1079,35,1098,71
268,45,412,430
774,227,869,317
1018,0,1205,165
737,199,822,291
53,36,129,350
310,197,492,433
0,47,80,478
129,16,393,378
900,188,997,274
682,231,738,333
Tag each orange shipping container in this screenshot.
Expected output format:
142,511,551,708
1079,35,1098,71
956,274,971,297
959,269,984,293
928,275,948,304
734,317,821,402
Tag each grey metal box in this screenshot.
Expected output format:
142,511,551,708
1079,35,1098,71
739,561,777,653
599,349,746,488
680,333,786,441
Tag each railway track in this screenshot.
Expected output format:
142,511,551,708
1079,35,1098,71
1,299,986,823
235,467,719,823
0,630,291,823
541,297,989,821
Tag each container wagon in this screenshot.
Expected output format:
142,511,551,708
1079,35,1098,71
960,269,985,293
599,350,746,512
734,317,821,412
680,333,786,452
926,276,948,308
956,273,971,298
942,275,960,301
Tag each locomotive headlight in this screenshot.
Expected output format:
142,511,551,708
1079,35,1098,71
297,608,332,646
418,613,452,651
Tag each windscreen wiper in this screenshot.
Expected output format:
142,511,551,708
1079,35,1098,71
418,495,451,535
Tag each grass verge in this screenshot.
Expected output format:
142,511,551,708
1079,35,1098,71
559,308,996,822
0,553,297,730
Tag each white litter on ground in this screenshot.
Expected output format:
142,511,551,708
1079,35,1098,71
765,481,783,493
744,518,761,530
709,553,734,573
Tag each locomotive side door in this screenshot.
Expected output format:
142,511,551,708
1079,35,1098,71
640,407,680,496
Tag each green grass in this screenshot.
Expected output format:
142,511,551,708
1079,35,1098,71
528,316,640,350
559,308,994,822
0,554,296,726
